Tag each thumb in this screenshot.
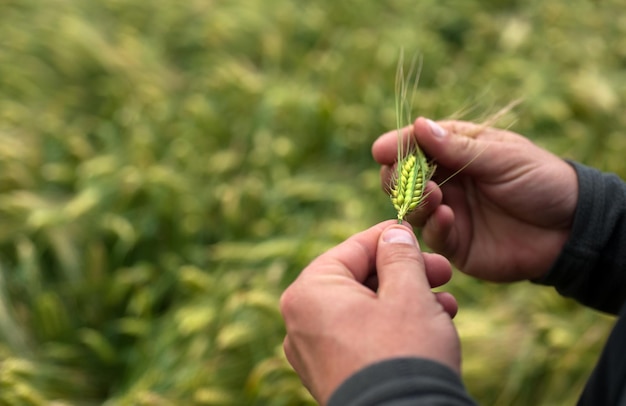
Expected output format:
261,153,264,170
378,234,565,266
375,225,430,301
413,117,493,176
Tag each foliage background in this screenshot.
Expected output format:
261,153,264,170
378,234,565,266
0,0,625,404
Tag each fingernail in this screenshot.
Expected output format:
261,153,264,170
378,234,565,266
426,119,446,138
382,227,416,245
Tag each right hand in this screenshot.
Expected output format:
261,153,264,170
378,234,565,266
372,117,579,282
281,222,460,405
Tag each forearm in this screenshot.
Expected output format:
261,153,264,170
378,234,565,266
535,161,626,314
328,358,477,406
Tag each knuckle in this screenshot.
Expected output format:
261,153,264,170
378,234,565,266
282,336,291,357
279,287,297,319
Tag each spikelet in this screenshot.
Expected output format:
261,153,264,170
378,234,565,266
390,51,436,223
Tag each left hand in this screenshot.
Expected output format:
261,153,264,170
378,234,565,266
280,220,461,405
373,118,577,281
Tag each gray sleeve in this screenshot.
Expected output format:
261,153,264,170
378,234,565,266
327,358,477,406
534,161,626,314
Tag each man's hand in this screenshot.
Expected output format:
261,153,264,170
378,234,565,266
373,118,579,281
280,221,460,405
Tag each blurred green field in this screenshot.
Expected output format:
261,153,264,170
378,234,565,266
1,0,625,404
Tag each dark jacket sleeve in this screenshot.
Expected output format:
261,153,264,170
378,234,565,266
577,301,626,405
327,358,477,406
534,161,626,314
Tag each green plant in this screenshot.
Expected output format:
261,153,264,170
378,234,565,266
0,0,623,404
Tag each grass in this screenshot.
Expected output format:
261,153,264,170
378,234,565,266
0,0,625,404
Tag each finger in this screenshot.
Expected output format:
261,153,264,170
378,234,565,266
422,204,457,260
412,118,494,176
380,165,393,194
414,117,540,180
372,125,412,166
422,252,452,288
375,225,430,301
363,252,451,292
436,119,533,145
304,220,399,283
435,292,458,319
372,118,498,168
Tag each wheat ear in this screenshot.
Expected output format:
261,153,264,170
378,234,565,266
390,51,436,223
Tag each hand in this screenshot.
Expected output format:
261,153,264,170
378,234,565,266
280,221,460,405
373,118,579,281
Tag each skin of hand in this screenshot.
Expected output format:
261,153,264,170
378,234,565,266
373,117,579,282
280,220,460,405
